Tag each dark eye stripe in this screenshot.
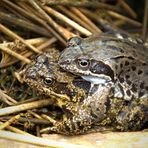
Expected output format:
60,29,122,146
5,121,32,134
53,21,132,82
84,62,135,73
90,60,114,81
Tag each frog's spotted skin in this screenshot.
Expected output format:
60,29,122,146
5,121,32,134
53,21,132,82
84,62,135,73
22,52,112,135
58,33,148,101
22,49,147,135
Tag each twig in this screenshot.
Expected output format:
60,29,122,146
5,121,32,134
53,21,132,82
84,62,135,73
0,12,51,37
0,24,40,53
80,8,111,28
107,11,142,27
0,121,33,136
28,110,43,120
58,6,95,33
0,116,50,125
0,37,49,47
36,125,41,137
0,130,92,148
0,99,54,116
70,7,101,33
142,0,148,41
37,37,57,50
29,0,75,39
43,6,92,36
0,89,18,105
0,37,51,68
40,0,120,12
0,45,31,64
18,3,66,44
41,114,56,124
118,0,137,18
2,0,66,45
0,114,22,130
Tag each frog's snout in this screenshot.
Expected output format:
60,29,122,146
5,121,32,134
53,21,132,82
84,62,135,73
58,57,72,66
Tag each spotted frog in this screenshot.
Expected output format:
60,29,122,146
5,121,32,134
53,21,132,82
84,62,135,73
22,52,114,135
59,32,148,101
22,46,148,135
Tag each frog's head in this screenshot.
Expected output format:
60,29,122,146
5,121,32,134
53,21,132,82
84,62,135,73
23,54,58,95
23,53,91,99
59,36,115,84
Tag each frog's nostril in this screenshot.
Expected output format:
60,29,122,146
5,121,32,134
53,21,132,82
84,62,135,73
65,59,71,63
58,58,71,65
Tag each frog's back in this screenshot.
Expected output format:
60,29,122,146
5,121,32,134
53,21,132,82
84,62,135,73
81,33,148,100
81,33,148,64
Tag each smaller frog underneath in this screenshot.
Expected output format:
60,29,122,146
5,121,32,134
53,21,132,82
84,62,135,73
22,51,112,135
22,48,148,135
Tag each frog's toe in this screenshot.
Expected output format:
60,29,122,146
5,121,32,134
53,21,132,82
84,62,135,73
40,126,58,134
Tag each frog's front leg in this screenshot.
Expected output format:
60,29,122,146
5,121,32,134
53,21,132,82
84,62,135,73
40,108,113,135
41,85,111,135
40,111,95,135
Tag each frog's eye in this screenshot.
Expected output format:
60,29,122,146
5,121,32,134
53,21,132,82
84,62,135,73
77,59,90,69
44,77,55,85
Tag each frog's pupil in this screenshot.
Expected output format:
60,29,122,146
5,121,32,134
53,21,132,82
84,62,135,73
44,77,53,84
79,59,88,67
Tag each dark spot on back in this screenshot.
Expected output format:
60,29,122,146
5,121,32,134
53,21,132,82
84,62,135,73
126,80,132,85
125,75,130,79
131,84,137,92
119,77,124,83
125,61,129,66
110,56,125,60
126,90,131,96
120,63,123,68
138,70,143,75
123,101,129,107
140,82,144,89
131,66,136,71
139,91,144,98
142,63,147,66
105,97,111,113
145,86,148,91
115,65,118,70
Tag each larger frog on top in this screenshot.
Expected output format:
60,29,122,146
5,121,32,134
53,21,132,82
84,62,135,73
59,32,148,101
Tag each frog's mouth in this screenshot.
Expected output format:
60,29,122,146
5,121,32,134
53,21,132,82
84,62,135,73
81,75,112,84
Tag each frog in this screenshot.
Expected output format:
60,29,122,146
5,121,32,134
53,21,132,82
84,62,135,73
21,50,112,135
57,32,148,132
21,49,91,104
21,47,148,135
58,32,148,101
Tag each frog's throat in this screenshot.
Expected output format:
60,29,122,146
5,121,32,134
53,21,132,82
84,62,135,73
81,75,112,85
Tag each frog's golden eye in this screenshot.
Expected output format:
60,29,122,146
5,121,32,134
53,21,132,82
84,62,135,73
44,77,55,85
77,59,90,69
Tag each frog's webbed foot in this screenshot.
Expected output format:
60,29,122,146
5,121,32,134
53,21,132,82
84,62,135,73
40,116,95,135
40,120,114,135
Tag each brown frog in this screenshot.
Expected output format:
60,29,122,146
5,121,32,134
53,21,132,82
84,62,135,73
59,32,148,101
58,32,148,132
22,49,90,104
22,47,147,135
